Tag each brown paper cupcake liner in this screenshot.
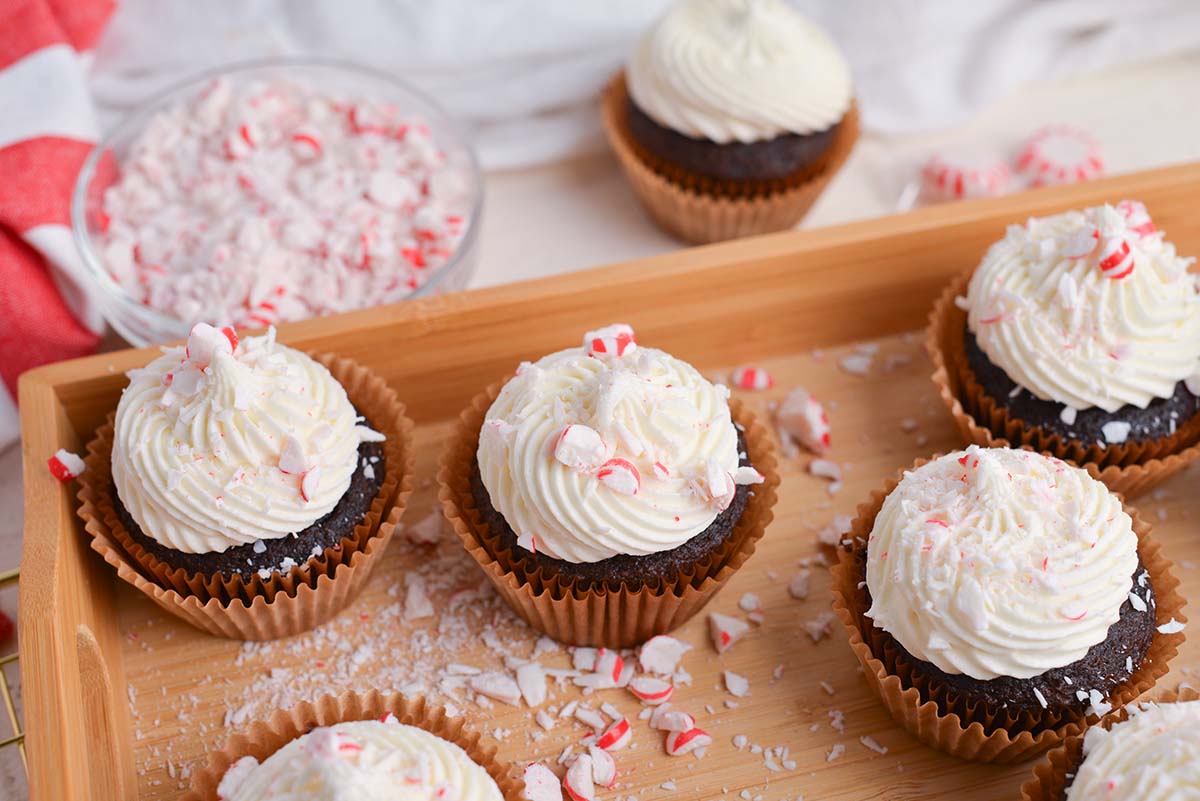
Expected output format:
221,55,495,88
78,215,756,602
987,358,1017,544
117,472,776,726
75,353,414,640
601,72,859,245
829,456,1187,763
438,382,779,648
180,690,523,801
1020,686,1200,801
928,270,1200,497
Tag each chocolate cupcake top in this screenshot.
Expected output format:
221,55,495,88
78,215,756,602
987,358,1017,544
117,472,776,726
1066,700,1200,799
627,0,851,144
112,323,384,555
477,324,762,563
865,446,1138,680
966,201,1200,413
217,715,503,800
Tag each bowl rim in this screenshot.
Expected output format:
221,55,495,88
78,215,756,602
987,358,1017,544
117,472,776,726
70,55,485,345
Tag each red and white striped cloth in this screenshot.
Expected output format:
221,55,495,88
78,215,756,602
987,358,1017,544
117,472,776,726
0,0,112,447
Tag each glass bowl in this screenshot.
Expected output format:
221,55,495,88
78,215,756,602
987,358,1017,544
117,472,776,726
71,58,484,347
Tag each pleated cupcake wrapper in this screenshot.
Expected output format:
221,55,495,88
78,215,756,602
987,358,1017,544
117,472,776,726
928,270,1200,498
438,381,780,648
75,353,415,640
1019,686,1200,801
179,690,523,801
600,72,859,245
829,455,1187,763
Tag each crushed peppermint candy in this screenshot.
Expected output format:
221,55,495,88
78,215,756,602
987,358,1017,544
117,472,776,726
729,365,775,391
1158,618,1186,634
775,386,831,454
47,449,86,482
95,76,473,328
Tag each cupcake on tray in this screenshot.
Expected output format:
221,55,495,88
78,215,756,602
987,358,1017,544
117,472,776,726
830,446,1185,763
602,0,858,244
930,201,1200,496
77,323,413,639
181,691,519,801
1021,688,1200,800
439,323,779,648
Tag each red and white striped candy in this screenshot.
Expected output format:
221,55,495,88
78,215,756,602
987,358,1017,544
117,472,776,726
597,458,640,495
221,326,239,352
584,323,637,359
776,387,831,454
638,635,692,675
278,435,309,475
47,449,86,482
664,727,712,757
595,717,632,751
628,676,674,705
709,612,751,654
730,365,774,391
1062,227,1100,259
562,755,596,801
587,746,617,788
650,705,695,732
554,425,607,472
921,151,1011,201
1117,199,1156,237
1097,236,1134,280
290,128,323,161
522,763,561,801
593,648,625,686
703,459,736,511
300,467,321,502
1016,127,1104,187
185,322,234,368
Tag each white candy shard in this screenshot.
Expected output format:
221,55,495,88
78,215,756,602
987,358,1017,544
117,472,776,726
185,322,233,367
709,612,750,654
664,727,712,756
733,466,764,485
522,763,561,801
638,636,692,675
554,425,608,472
776,386,831,454
562,754,595,801
723,671,750,697
596,458,640,495
592,648,625,687
469,673,521,706
278,435,309,474
649,704,694,733
702,458,737,511
584,323,637,358
587,745,617,788
516,661,547,708
789,570,812,600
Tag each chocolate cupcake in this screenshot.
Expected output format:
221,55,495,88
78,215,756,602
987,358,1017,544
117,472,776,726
440,323,779,647
932,202,1200,482
1021,689,1200,801
601,0,858,243
831,446,1185,762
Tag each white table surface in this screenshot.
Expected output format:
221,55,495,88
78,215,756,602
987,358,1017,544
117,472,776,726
3,50,1200,799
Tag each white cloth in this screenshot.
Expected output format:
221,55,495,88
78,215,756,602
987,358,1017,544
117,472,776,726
90,0,1200,169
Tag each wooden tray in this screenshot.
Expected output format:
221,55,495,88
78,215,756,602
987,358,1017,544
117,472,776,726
19,162,1200,801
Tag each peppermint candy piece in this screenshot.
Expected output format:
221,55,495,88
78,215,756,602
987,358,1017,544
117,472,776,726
650,705,695,732
733,466,764,485
921,150,1011,201
1117,199,1156,237
1017,126,1104,187
1097,236,1134,280
597,458,640,495
628,676,674,706
278,435,309,475
709,612,750,654
562,755,596,801
299,467,322,503
522,763,561,801
703,459,736,511
595,717,632,751
587,746,617,788
775,387,831,454
730,365,775,391
47,449,86,482
584,323,637,359
554,425,607,472
593,648,625,687
664,727,712,757
638,635,692,675
185,322,234,368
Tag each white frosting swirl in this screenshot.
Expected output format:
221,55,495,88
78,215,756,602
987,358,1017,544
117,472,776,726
967,203,1200,412
1067,700,1200,800
217,719,503,801
865,446,1138,680
112,326,382,555
478,330,745,563
627,0,852,143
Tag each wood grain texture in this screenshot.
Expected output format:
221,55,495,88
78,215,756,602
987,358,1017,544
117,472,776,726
18,161,1200,801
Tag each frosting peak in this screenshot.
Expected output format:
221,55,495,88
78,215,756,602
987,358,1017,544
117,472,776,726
627,0,852,143
112,324,382,554
966,202,1200,411
865,447,1138,680
478,325,758,563
1067,700,1200,800
217,717,503,801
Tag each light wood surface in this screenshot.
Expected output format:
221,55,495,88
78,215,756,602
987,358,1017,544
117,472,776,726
19,162,1200,801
